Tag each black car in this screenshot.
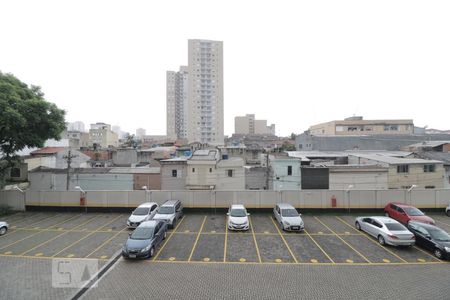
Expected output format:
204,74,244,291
407,221,450,260
122,220,168,259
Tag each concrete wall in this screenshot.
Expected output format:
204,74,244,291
0,191,26,210
29,172,134,191
387,164,445,189
329,171,388,190
161,164,187,190
5,189,448,209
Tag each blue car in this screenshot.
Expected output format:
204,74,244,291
122,220,168,259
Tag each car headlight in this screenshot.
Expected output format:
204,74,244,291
445,247,450,253
122,245,127,252
283,221,290,226
142,245,151,253
127,220,130,225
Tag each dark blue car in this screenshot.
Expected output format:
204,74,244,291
122,220,168,259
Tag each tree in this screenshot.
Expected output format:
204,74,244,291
0,72,66,184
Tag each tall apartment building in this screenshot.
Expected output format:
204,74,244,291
309,116,414,136
166,66,189,140
235,114,276,135
167,39,224,145
67,121,85,132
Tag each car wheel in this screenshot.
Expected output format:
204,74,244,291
149,247,155,258
434,248,443,259
378,235,386,246
355,222,361,231
172,219,177,229
0,227,7,236
446,210,450,217
163,231,167,240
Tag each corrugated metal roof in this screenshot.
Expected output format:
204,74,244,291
350,153,443,165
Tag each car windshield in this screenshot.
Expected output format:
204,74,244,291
429,228,450,241
158,206,174,214
403,207,424,216
230,208,247,217
133,207,150,216
281,209,299,217
130,227,153,240
386,223,407,231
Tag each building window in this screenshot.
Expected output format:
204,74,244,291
227,170,233,177
397,165,409,173
172,170,177,177
425,186,435,189
287,166,292,176
10,167,21,178
298,144,303,149
209,168,212,173
423,164,435,173
192,168,195,173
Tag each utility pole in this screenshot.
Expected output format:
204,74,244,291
265,151,270,190
63,150,78,191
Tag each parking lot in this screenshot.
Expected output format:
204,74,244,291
1,211,450,299
0,212,128,261
152,213,450,266
1,211,450,265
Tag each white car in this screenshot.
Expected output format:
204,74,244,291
0,221,9,236
446,204,450,217
227,204,250,231
273,204,304,231
355,216,415,246
127,202,159,229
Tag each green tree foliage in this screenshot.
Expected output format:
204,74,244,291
0,72,66,178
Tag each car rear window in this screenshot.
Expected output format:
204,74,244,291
385,223,406,231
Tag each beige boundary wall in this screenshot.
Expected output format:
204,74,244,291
1,189,450,211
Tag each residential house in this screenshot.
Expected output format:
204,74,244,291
270,156,301,190
160,158,188,190
349,154,444,189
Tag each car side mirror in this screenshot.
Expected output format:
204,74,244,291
426,234,432,240
247,213,250,216
128,232,132,236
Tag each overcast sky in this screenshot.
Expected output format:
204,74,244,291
1,0,449,137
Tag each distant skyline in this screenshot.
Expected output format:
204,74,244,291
1,0,449,136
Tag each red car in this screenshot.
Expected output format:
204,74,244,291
384,203,435,225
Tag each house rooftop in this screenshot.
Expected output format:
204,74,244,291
350,153,443,165
30,147,67,155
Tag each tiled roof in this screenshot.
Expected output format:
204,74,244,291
30,147,66,155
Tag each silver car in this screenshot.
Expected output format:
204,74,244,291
273,204,304,232
0,221,9,236
127,202,159,229
355,216,415,246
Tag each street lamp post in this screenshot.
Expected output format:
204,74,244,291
13,185,25,211
346,185,354,213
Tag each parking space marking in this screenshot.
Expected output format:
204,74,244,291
269,216,298,263
435,219,450,228
315,217,372,264
85,226,128,258
249,216,262,263
335,216,409,264
152,216,185,261
223,220,228,262
303,229,335,264
0,230,45,251
188,216,207,262
51,214,122,258
19,214,88,256
413,246,442,262
23,214,61,228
